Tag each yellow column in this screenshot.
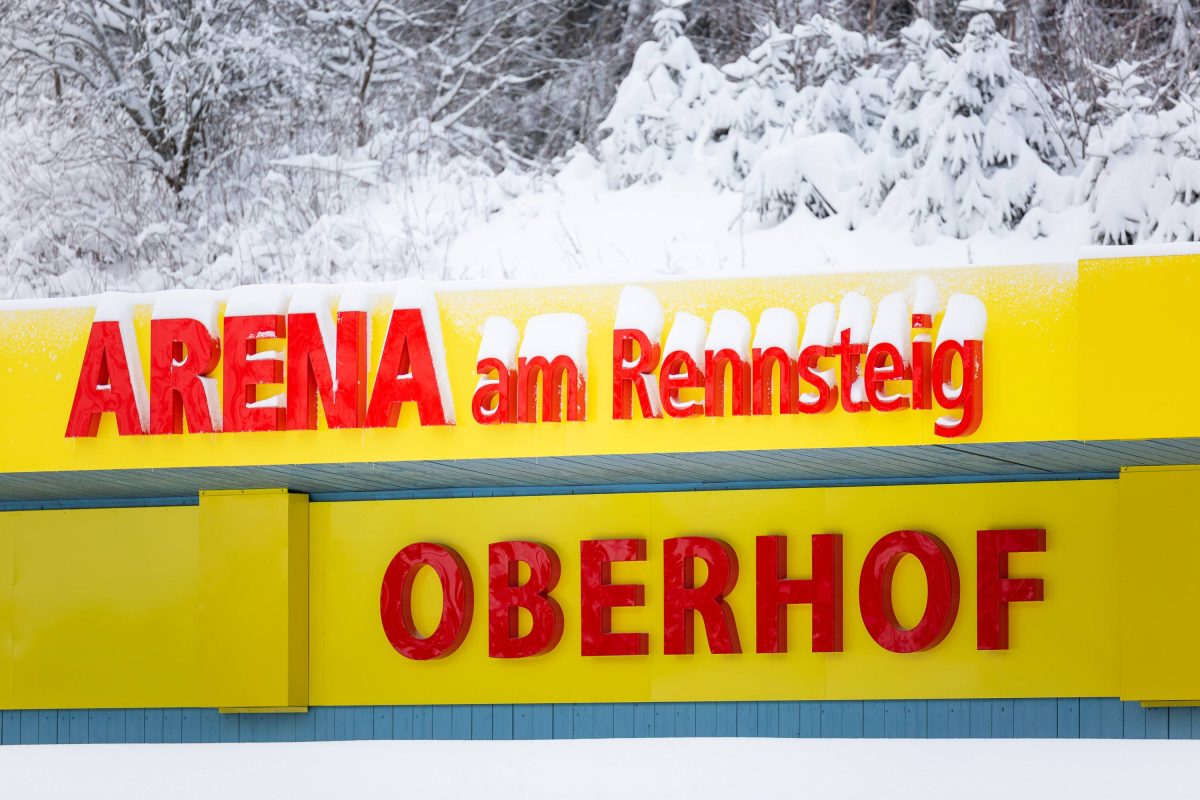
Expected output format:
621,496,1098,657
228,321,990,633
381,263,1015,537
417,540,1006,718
199,489,309,711
0,517,12,707
1118,466,1200,704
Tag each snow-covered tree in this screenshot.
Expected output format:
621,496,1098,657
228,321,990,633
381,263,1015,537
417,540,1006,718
599,0,726,188
1078,60,1175,245
897,11,1065,241
791,14,893,150
858,18,949,212
1158,112,1200,241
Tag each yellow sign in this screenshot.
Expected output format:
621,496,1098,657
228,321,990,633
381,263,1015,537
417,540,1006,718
4,471,1200,710
1,252,1197,476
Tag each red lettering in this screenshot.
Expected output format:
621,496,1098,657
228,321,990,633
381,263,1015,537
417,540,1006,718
911,313,933,410
517,355,585,423
932,339,983,438
977,528,1046,650
286,310,367,430
755,534,843,653
752,347,797,415
472,357,518,424
580,539,648,656
66,320,147,437
859,530,960,653
837,328,869,413
366,308,451,426
380,542,473,660
223,314,285,433
663,537,741,655
489,541,564,659
864,342,910,413
150,318,220,435
704,349,751,417
613,329,661,420
796,345,837,414
659,350,704,418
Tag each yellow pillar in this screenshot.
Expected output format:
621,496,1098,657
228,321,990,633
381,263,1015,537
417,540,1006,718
199,489,309,711
1118,466,1200,704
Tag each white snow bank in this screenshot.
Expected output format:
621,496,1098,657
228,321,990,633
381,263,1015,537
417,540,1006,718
753,308,800,358
835,292,872,342
662,311,708,362
225,285,291,317
0,738,1196,800
518,313,589,377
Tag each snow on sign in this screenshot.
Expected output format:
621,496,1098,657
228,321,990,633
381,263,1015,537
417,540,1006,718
64,279,986,441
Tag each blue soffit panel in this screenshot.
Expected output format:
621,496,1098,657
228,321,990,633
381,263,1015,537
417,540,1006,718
5,438,1200,507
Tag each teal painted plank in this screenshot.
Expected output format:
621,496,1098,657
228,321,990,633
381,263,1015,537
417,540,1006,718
295,710,316,742
715,702,737,736
530,705,553,740
735,702,756,736
574,703,595,738
68,710,88,744
1057,699,1079,738
863,701,885,738
513,704,534,739
676,703,697,737
840,702,864,738
472,705,493,740
56,710,70,745
105,710,125,743
820,702,841,737
313,707,335,740
124,709,144,743
432,706,453,740
492,705,513,740
1146,707,1170,739
554,704,574,739
755,703,776,737
0,711,18,745
885,701,905,738
413,705,434,739
181,710,200,743
1100,699,1124,739
333,707,353,741
1079,699,1103,738
969,700,991,737
1033,699,1058,737
799,702,820,737
353,707,374,740
654,703,676,737
632,703,652,737
218,712,239,743
451,705,472,739
275,713,297,742
163,709,183,742
905,701,926,737
927,700,949,738
143,709,163,743
1169,707,1192,739
1122,702,1146,738
1013,700,1038,737
780,702,800,737
613,704,635,737
392,706,412,740
696,703,717,737
946,701,970,737
38,710,57,744
992,700,1014,738
591,704,614,738
374,706,393,740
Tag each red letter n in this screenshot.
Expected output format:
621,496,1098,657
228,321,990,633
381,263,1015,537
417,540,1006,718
286,310,367,430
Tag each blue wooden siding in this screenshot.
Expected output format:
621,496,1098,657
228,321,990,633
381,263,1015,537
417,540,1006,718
1,700,1195,745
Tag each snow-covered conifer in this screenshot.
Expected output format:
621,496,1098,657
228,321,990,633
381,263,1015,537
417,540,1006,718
896,12,1065,241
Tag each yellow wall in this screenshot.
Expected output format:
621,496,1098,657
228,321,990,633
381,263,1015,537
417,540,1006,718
1,472,1196,710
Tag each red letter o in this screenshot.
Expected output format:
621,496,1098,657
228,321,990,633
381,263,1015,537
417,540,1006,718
380,543,473,660
859,530,959,653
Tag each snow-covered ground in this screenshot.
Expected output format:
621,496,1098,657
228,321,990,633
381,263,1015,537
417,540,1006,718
1,738,1196,799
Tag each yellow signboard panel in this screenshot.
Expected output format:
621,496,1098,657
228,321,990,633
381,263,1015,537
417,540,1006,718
308,480,1118,705
3,473,1198,710
0,259,1119,475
